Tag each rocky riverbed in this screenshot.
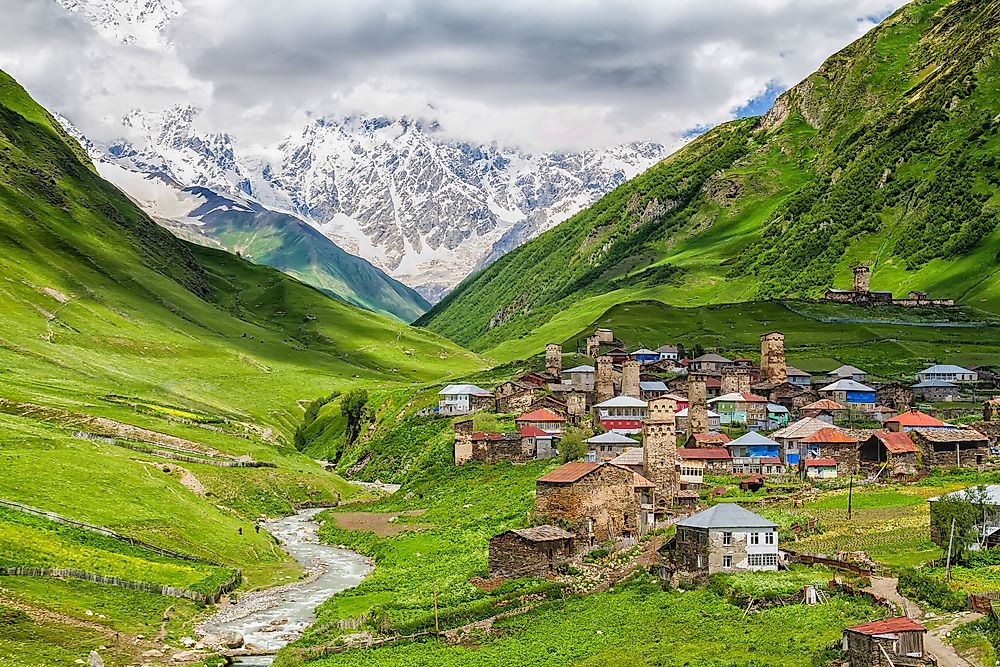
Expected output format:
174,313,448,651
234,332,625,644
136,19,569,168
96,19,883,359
198,508,372,664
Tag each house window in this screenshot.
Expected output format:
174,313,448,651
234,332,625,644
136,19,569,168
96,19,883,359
696,554,705,568
722,532,732,546
765,531,775,545
723,555,732,568
748,553,778,567
749,532,759,545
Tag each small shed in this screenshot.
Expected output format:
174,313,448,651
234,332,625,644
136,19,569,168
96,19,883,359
910,428,990,469
859,431,919,477
804,458,838,479
488,526,575,578
842,616,927,667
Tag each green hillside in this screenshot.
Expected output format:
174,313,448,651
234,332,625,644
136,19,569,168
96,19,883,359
169,191,430,322
418,0,1000,357
0,68,481,663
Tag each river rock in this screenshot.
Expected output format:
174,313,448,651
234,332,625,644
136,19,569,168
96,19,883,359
179,637,196,648
217,631,244,648
140,650,163,658
171,650,203,662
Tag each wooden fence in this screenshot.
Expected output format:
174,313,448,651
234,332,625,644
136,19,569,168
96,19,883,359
0,498,224,566
0,566,241,605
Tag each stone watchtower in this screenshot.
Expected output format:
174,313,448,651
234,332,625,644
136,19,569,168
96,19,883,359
622,361,641,398
566,391,587,424
721,366,740,395
853,264,871,293
596,356,615,403
586,335,601,358
454,419,474,465
643,396,679,510
759,332,787,383
545,343,563,377
687,374,709,435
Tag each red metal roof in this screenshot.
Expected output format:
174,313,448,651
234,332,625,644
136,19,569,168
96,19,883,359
846,617,925,636
516,408,565,423
677,447,731,460
805,458,838,467
690,432,731,444
518,425,549,438
872,430,918,454
537,461,600,483
739,392,768,402
802,427,858,444
801,399,846,411
886,410,944,428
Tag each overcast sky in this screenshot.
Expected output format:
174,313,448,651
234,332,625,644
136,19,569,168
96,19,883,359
1,0,908,152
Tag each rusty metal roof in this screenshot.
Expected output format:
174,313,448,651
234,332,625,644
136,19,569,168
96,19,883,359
536,461,600,483
846,617,925,636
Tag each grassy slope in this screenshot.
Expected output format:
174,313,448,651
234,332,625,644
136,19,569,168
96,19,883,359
419,0,1000,356
0,69,481,663
197,206,431,323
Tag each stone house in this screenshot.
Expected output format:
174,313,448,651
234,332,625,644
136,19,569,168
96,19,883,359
876,382,915,412
799,398,846,424
917,364,978,383
800,427,859,474
488,526,575,579
827,364,869,383
515,408,566,436
772,417,844,465
910,428,990,469
534,461,638,548
885,409,949,433
842,617,929,667
690,353,733,373
585,431,640,460
859,431,919,477
667,503,779,586
563,364,596,392
438,384,493,415
494,379,538,414
912,379,960,402
785,366,812,387
639,381,669,400
608,447,645,474
470,431,526,463
519,426,558,460
676,447,733,474
685,432,731,449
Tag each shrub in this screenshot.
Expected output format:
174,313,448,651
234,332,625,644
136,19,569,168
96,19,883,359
897,568,966,611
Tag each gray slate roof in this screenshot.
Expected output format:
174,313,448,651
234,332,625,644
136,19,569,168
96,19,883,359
677,503,777,530
913,379,958,388
510,525,575,541
586,431,639,445
727,431,780,447
564,365,595,373
919,364,974,375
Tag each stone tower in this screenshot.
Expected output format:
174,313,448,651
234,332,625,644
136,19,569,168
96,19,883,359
643,395,679,509
853,264,871,293
566,391,587,424
622,361,641,398
687,374,708,435
586,335,601,358
545,343,563,377
736,367,752,393
596,356,615,403
454,419,473,465
759,332,787,383
721,366,740,395
596,328,614,344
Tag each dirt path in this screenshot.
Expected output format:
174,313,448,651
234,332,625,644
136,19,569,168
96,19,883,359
865,576,982,667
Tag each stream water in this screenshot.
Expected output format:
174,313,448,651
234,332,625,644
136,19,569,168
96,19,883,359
201,508,372,665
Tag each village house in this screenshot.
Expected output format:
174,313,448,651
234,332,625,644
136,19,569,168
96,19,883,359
655,344,679,362
675,407,721,434
594,395,648,434
732,456,784,476
842,617,929,667
684,432,731,449
819,379,877,412
785,366,812,387
772,417,844,465
639,381,669,400
676,447,732,474
859,431,920,478
606,347,631,363
767,403,790,429
608,447,644,474
800,399,847,424
801,427,859,474
754,381,817,412
804,458,838,479
519,426,558,460
470,431,524,463
667,503,779,586
585,431,639,460
534,461,638,548
494,378,538,413
708,392,769,428
827,364,869,383
677,455,706,491
884,409,950,433
562,364,596,392
726,431,781,459
488,526,575,579
515,408,566,436
632,348,660,364
690,353,733,373
910,428,990,469
912,379,960,402
876,382,915,412
917,364,978,383
437,384,494,415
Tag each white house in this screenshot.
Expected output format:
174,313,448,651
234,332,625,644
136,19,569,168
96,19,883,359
671,503,779,585
437,384,492,415
594,395,648,434
563,364,596,391
655,344,679,361
917,364,978,383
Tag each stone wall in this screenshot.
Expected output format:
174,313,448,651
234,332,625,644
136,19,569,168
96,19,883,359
759,332,787,383
596,356,615,404
622,361,641,398
545,344,563,377
721,367,740,395
824,442,860,474
488,532,573,579
673,526,709,586
472,435,531,464
586,335,601,358
876,383,914,411
535,464,637,547
454,419,473,465
495,382,537,413
566,392,587,423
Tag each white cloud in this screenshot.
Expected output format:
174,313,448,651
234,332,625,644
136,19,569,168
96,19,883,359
0,0,908,151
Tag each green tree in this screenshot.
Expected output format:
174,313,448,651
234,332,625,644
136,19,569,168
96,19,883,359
558,430,588,463
341,389,370,445
931,485,991,559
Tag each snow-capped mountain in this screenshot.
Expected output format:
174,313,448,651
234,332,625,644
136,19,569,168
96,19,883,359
55,0,670,301
71,107,666,300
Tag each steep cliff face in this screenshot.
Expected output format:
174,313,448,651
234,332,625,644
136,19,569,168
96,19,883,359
419,0,1000,351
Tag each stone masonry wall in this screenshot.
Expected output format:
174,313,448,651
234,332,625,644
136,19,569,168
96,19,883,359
535,464,637,547
545,344,563,378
